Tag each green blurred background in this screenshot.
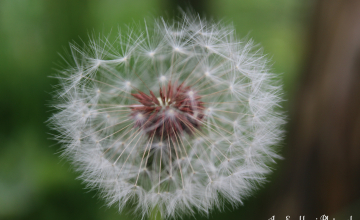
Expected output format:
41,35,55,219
1,0,341,219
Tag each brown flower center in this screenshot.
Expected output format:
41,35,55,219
130,82,205,139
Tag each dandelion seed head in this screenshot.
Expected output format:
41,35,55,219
49,13,285,219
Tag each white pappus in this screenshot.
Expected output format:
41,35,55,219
49,13,285,219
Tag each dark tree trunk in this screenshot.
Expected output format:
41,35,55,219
268,0,360,218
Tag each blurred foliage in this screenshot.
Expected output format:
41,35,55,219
0,0,310,219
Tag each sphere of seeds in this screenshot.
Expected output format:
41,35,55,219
49,13,285,219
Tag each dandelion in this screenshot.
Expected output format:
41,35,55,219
49,13,285,219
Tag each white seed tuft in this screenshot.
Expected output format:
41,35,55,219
49,13,285,219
